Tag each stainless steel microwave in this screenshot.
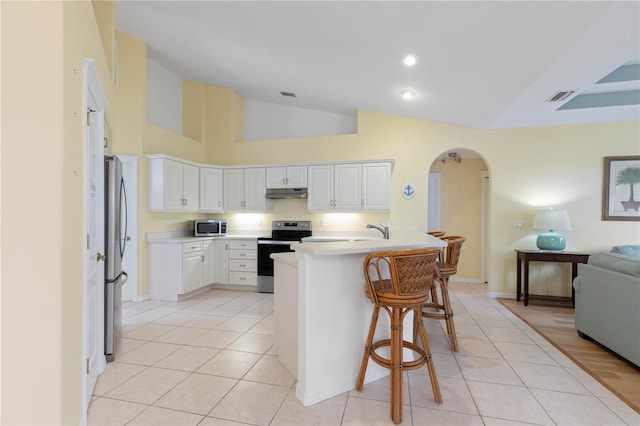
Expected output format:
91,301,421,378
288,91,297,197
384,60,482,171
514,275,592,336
194,219,227,236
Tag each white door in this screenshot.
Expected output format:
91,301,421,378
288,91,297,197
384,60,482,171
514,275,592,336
119,155,138,302
427,172,441,231
83,59,107,421
481,171,490,283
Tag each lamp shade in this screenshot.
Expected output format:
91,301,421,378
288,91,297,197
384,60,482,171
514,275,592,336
532,209,572,250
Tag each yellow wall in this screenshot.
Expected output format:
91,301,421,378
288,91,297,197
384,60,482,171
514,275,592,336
1,1,114,424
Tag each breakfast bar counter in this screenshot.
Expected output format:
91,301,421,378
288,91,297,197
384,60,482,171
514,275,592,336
272,232,446,407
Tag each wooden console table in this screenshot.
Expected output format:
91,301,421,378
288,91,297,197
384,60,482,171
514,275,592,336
515,250,590,306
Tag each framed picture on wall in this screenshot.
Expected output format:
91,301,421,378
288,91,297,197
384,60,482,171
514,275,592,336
602,156,640,221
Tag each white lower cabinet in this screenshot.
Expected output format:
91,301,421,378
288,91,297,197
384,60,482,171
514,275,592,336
213,239,229,284
202,240,216,285
211,239,257,287
149,240,212,301
228,240,257,286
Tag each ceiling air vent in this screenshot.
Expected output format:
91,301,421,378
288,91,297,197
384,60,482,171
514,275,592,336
546,90,577,102
280,91,297,97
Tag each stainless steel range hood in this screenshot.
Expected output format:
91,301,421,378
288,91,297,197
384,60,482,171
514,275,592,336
265,188,308,199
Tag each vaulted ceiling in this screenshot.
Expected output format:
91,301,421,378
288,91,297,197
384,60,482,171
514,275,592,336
116,1,640,129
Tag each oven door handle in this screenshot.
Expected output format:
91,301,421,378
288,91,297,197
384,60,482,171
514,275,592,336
258,240,296,245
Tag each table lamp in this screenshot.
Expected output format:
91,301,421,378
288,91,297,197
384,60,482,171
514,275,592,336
532,208,572,251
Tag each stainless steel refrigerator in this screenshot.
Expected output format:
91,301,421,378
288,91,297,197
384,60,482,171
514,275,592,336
104,155,128,362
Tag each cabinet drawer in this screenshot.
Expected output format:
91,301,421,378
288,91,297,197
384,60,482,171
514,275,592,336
229,259,257,272
229,240,256,250
183,242,203,254
229,272,257,285
229,249,257,260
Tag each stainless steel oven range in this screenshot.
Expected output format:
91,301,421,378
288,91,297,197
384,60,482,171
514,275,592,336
257,220,312,293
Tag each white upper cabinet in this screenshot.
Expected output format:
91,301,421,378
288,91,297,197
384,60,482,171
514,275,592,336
307,164,334,210
147,154,390,213
308,161,391,211
266,166,308,189
334,163,362,210
308,163,361,211
200,167,223,212
362,162,391,210
148,155,199,212
224,167,272,212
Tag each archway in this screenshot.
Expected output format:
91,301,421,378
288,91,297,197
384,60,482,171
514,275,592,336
428,149,490,284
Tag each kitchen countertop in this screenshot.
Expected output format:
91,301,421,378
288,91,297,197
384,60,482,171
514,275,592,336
295,231,445,255
146,231,267,243
271,252,297,266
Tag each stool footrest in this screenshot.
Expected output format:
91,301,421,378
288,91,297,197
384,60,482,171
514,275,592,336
369,339,431,372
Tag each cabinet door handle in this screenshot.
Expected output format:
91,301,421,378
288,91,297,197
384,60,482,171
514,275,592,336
201,256,205,262
96,252,106,262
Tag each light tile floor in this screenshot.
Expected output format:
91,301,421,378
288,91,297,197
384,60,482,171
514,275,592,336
89,282,640,425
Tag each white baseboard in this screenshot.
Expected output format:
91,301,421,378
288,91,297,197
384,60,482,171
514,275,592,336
130,294,148,302
488,291,516,299
450,277,485,284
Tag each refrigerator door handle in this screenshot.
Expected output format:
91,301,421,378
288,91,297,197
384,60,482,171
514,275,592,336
119,176,128,258
115,271,128,289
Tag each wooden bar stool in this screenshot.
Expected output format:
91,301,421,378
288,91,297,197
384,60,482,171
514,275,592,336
421,235,465,352
426,231,446,303
356,247,443,424
427,231,446,238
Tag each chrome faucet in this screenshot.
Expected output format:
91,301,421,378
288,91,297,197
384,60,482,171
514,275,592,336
367,224,390,239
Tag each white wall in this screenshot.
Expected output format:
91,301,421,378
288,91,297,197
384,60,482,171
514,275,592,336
244,98,357,140
146,56,182,134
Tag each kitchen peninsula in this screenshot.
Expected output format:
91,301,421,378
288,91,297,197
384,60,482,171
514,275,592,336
272,232,446,407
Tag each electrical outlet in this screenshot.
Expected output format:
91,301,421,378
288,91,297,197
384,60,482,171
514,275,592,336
320,219,325,227
375,219,381,226
170,219,176,229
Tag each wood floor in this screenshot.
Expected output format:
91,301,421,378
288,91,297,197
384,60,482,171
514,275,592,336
498,298,640,414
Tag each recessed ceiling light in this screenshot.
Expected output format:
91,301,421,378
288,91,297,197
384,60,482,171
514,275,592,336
400,90,416,100
403,55,417,66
